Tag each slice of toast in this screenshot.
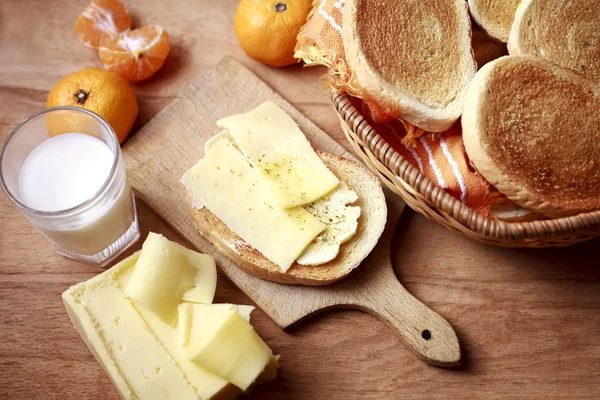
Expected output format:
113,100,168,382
468,0,522,43
508,0,600,84
462,55,600,218
187,152,387,286
342,0,477,132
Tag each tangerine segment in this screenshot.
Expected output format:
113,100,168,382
99,26,171,82
74,0,131,49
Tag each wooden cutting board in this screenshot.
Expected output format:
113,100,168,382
123,57,460,367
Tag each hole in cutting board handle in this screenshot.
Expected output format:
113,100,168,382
421,329,432,340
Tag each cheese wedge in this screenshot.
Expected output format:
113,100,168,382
64,252,280,400
216,101,339,208
62,255,236,400
298,182,361,265
116,264,243,400
178,303,255,348
181,303,273,391
125,232,217,325
182,137,325,272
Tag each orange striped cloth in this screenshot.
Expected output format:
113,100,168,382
295,0,493,214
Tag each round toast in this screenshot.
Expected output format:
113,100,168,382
463,55,600,218
468,0,522,43
343,0,477,132
508,0,600,84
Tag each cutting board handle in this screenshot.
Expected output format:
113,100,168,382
356,272,461,367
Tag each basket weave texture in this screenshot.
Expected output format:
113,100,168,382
332,90,600,247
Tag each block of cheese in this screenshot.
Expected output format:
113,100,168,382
115,261,242,400
182,137,325,272
180,303,273,391
216,101,339,208
125,232,217,325
178,303,255,348
62,255,235,400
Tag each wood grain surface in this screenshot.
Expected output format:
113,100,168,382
1,0,600,399
124,57,460,367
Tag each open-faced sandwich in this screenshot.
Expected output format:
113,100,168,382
181,102,387,285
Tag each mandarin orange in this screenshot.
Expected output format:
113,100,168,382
46,68,138,144
234,0,312,67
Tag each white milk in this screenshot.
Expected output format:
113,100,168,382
18,133,135,255
19,133,113,211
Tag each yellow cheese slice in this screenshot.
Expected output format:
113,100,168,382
181,137,325,272
256,355,281,385
216,101,339,208
181,248,218,304
63,283,135,399
297,182,361,265
178,303,255,348
125,232,217,325
227,329,273,391
181,303,273,391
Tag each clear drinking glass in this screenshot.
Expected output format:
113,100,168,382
0,106,140,266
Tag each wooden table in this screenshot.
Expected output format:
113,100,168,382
1,0,599,398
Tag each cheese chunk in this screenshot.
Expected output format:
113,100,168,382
65,276,200,399
63,254,238,400
216,101,339,208
116,264,242,400
182,138,325,272
125,232,217,325
182,303,273,391
63,253,281,400
297,183,361,265
178,303,255,348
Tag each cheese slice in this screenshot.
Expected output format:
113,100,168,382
297,183,361,265
125,232,217,325
216,101,339,208
181,248,218,304
182,137,325,272
182,304,273,391
178,303,255,348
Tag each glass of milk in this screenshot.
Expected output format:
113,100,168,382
0,106,140,266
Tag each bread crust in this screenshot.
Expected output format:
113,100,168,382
187,152,387,286
468,0,522,43
462,55,600,218
508,0,600,84
343,0,477,132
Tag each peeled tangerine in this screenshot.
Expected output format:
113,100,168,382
99,25,171,82
74,0,131,49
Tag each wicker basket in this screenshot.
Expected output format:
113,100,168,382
331,90,600,247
